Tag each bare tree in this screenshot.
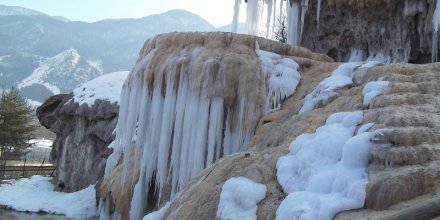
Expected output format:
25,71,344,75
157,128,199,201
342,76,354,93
274,13,287,43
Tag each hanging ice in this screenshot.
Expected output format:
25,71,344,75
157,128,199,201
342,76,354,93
433,0,440,62
256,41,301,112
99,33,301,219
232,0,242,33
276,111,391,220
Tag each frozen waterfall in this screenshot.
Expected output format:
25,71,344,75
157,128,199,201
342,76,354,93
99,33,301,219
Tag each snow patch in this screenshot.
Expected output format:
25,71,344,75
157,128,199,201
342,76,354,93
300,61,381,113
28,139,53,149
362,81,390,106
0,176,97,219
143,202,170,220
72,71,129,107
26,99,42,108
17,49,84,94
216,177,267,220
276,112,389,220
256,41,301,112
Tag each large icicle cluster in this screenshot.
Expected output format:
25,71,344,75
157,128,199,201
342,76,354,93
276,111,390,220
99,33,301,219
232,0,316,46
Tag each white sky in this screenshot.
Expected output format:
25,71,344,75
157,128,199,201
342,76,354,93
0,0,247,27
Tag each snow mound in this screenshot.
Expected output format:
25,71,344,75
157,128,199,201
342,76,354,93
143,202,170,220
256,41,301,113
300,61,381,113
0,175,97,219
362,81,390,106
276,111,390,220
72,71,129,107
216,176,267,220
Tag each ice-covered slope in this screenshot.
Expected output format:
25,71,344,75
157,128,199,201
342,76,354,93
17,48,101,99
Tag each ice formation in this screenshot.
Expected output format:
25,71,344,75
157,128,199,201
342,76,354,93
362,81,390,106
232,0,241,33
233,0,313,45
276,111,390,220
0,176,97,219
216,177,267,220
100,34,300,219
300,61,381,113
72,71,129,107
143,202,170,220
256,41,301,112
433,0,440,62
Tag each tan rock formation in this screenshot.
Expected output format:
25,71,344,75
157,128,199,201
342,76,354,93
160,58,440,219
98,32,440,219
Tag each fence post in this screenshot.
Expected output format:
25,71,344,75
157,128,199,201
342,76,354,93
22,157,26,178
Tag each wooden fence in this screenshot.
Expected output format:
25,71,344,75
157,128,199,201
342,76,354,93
0,159,55,180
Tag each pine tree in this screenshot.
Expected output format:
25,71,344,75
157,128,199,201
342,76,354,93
0,88,36,160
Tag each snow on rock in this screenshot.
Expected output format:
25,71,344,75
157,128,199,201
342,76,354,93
17,48,101,95
0,175,97,219
362,81,390,106
216,177,267,220
256,41,301,112
72,71,129,107
300,61,381,113
142,202,170,220
276,111,390,220
28,138,53,149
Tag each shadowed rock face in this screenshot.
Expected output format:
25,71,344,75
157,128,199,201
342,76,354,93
302,0,437,63
36,94,118,192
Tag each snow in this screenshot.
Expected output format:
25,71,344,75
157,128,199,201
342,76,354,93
300,61,382,113
362,81,390,106
0,175,97,219
142,202,170,220
17,49,83,95
26,99,42,108
72,71,129,107
256,41,301,112
216,177,267,220
276,111,390,220
28,138,53,149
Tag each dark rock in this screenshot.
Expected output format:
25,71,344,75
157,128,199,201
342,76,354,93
36,94,119,192
302,0,438,63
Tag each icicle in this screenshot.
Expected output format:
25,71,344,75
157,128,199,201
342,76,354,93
272,0,277,37
433,0,440,62
246,0,262,35
286,0,309,45
286,2,300,45
317,0,322,26
231,0,241,33
266,0,273,38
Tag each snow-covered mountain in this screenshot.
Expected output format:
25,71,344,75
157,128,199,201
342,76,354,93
17,48,101,101
0,5,229,104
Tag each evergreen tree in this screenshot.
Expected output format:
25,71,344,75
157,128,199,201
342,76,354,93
0,88,36,160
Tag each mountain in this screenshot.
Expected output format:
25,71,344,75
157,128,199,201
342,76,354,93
17,48,101,101
0,5,45,16
0,6,223,103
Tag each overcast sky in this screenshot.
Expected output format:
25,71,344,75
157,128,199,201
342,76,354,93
0,0,247,27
